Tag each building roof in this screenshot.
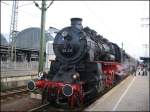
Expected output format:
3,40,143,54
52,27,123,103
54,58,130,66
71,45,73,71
15,27,53,50
0,33,8,46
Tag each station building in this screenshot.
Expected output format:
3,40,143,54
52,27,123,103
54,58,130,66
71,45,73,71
0,27,58,69
0,34,9,61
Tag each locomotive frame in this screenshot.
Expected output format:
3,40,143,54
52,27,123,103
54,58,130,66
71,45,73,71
27,18,138,107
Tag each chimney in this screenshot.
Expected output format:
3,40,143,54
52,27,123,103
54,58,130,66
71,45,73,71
71,18,83,30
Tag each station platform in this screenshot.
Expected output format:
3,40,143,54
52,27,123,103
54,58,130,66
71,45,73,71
1,69,49,77
85,73,149,111
1,69,38,77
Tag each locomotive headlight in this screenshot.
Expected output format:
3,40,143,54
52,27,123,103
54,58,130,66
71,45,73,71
62,31,68,37
73,74,77,79
38,72,43,78
72,73,80,80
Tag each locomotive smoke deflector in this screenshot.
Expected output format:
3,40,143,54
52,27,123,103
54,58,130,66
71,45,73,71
71,18,83,30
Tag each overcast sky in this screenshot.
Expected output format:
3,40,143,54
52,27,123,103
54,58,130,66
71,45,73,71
1,1,149,60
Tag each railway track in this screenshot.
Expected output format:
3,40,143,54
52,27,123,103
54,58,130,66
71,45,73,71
28,103,83,112
1,86,29,100
28,103,50,112
27,87,116,111
27,89,110,112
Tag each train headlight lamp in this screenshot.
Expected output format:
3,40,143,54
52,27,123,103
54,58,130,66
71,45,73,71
38,72,43,78
73,74,77,79
72,73,80,80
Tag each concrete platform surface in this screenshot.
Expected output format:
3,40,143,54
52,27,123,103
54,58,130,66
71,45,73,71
1,69,38,77
85,74,149,111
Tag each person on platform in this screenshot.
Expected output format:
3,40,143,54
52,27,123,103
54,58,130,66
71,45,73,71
136,64,142,76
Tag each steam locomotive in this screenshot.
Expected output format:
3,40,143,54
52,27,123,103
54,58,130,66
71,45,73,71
27,18,138,107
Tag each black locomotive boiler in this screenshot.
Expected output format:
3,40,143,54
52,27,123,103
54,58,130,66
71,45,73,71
27,18,137,107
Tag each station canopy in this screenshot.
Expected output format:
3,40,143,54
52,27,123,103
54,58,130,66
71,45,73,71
15,27,54,50
140,57,150,61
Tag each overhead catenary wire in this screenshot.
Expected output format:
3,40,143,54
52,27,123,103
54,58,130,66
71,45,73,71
46,0,54,10
1,1,41,35
141,17,149,27
18,2,34,8
33,1,41,10
33,0,54,10
2,1,40,27
1,1,34,7
2,1,40,21
1,1,10,6
82,2,108,35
